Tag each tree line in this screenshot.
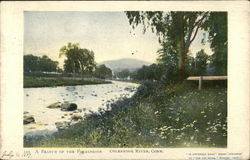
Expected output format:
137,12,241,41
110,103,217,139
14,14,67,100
24,54,60,73
114,49,210,81
24,43,112,79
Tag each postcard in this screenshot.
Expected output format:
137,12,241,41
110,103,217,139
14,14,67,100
0,1,249,160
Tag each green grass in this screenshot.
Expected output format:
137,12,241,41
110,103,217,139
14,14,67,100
24,76,111,88
24,80,227,148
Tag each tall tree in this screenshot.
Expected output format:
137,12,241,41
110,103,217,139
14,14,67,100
156,42,179,80
126,11,209,79
59,43,81,79
78,49,96,79
63,59,80,74
59,42,96,79
202,12,227,75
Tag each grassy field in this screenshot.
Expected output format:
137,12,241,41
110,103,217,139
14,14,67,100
24,80,227,148
24,76,111,88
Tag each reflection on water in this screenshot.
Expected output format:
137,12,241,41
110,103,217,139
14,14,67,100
24,81,138,135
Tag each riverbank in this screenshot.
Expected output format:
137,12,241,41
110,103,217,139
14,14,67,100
24,76,111,88
24,80,227,148
23,81,139,135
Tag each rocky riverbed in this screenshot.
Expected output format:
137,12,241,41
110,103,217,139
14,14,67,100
24,81,138,138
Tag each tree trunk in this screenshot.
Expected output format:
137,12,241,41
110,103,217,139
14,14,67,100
177,14,186,80
80,65,84,80
73,70,75,80
72,64,75,80
178,48,188,80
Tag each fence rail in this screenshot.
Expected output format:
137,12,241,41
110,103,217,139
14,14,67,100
187,76,227,90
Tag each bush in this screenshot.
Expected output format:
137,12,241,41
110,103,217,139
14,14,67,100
133,81,156,98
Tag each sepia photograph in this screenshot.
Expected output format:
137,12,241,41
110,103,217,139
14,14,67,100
23,11,227,148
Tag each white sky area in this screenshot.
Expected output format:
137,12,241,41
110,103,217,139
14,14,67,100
24,11,212,68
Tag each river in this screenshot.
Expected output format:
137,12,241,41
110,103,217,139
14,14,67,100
24,81,139,137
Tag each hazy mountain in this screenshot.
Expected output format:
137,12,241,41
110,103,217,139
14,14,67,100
99,58,152,72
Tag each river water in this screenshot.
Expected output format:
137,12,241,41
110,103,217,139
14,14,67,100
24,81,139,137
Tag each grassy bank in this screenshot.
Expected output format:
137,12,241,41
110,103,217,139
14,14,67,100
24,80,227,148
24,76,111,88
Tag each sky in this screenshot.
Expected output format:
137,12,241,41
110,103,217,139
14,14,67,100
24,11,212,68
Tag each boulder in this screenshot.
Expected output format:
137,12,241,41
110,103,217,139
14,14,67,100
91,93,97,97
23,111,29,114
61,103,77,111
47,102,62,109
23,115,35,124
71,113,82,121
55,121,70,130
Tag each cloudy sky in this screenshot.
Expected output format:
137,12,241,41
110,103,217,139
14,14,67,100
24,11,212,68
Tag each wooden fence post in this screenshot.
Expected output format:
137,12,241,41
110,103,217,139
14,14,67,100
198,76,203,90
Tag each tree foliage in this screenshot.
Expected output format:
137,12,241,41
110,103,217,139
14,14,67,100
94,64,112,79
126,11,209,79
78,49,96,75
59,43,96,78
194,49,210,75
24,54,59,73
114,69,131,79
134,64,165,81
156,42,179,81
132,49,209,82
202,12,227,75
125,11,227,79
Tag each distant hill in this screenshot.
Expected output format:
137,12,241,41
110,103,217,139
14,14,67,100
99,58,152,72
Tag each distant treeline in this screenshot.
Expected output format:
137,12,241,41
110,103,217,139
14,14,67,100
24,54,61,73
25,47,220,82
24,54,112,79
114,49,220,82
